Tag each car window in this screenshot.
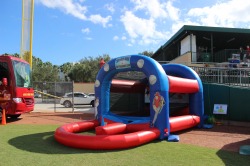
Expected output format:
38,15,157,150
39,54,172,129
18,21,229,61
74,93,80,97
65,93,88,97
67,94,73,97
73,93,84,97
78,94,86,97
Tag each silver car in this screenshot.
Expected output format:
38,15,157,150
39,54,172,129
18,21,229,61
87,93,95,97
60,92,95,108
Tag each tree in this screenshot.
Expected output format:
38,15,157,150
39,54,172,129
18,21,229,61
59,62,73,81
3,53,60,82
2,53,19,57
139,51,154,57
5,53,111,83
68,54,110,82
32,58,60,82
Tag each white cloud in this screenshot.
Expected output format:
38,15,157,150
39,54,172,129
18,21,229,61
38,0,112,27
165,1,180,21
121,0,250,47
120,0,182,46
171,19,199,34
85,37,92,40
127,43,133,47
120,10,168,46
38,0,250,49
131,0,168,19
121,36,127,40
130,0,180,21
113,36,119,40
113,35,127,41
105,3,115,13
187,0,250,27
81,28,90,34
89,15,112,27
38,0,87,20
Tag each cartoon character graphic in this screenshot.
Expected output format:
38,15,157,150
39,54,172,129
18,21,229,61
152,92,165,126
217,105,224,113
94,98,99,119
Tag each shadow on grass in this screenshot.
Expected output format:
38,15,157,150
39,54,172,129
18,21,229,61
8,130,145,154
8,131,99,154
216,139,250,165
221,138,250,152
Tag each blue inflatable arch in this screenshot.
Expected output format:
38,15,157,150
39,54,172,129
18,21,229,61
95,55,170,138
162,64,204,126
95,55,204,139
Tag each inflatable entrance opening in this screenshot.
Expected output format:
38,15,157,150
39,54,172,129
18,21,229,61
94,55,204,139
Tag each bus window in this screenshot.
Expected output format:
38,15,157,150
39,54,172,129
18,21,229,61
12,60,32,88
0,62,10,85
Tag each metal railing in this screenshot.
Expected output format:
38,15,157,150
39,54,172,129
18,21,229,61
190,66,250,87
193,49,248,63
115,64,250,88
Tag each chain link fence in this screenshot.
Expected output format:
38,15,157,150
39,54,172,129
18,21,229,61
33,81,74,112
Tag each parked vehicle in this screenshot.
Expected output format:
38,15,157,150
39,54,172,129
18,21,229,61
60,92,95,108
0,55,34,119
34,92,42,98
87,93,95,97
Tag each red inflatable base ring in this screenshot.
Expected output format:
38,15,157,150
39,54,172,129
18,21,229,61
54,120,160,150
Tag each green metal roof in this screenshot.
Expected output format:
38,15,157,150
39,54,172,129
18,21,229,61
154,25,250,57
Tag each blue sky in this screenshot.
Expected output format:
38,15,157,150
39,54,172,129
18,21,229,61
1,0,250,65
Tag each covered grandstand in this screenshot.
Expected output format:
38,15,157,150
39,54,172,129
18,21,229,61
152,25,250,65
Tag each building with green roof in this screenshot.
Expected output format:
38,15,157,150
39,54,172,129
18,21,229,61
152,25,250,66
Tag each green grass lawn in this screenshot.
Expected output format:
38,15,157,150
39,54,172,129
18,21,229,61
0,124,249,166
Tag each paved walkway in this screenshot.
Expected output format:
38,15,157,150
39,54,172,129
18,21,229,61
34,103,94,114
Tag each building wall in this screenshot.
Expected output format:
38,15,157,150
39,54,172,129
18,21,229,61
167,52,209,67
169,52,192,65
203,83,250,122
74,82,95,93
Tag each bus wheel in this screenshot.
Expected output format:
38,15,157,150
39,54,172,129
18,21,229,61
9,114,21,119
63,100,72,108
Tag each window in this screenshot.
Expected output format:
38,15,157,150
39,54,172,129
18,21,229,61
0,62,10,85
12,60,32,88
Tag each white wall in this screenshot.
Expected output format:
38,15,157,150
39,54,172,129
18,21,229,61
180,35,197,62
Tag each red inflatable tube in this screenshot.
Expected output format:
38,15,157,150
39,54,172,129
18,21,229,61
95,123,127,135
168,76,199,93
54,120,160,150
126,123,151,132
96,123,151,135
169,115,200,132
111,79,146,93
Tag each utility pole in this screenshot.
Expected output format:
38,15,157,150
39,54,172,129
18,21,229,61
20,0,34,68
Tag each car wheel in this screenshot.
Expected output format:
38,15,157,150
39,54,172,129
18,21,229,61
91,100,95,107
63,100,72,108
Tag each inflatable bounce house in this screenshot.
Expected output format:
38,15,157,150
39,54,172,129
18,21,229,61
55,55,204,150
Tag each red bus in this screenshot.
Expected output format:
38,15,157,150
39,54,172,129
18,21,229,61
0,55,34,119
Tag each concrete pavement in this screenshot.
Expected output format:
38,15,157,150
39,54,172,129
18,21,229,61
34,103,95,113
34,98,94,114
